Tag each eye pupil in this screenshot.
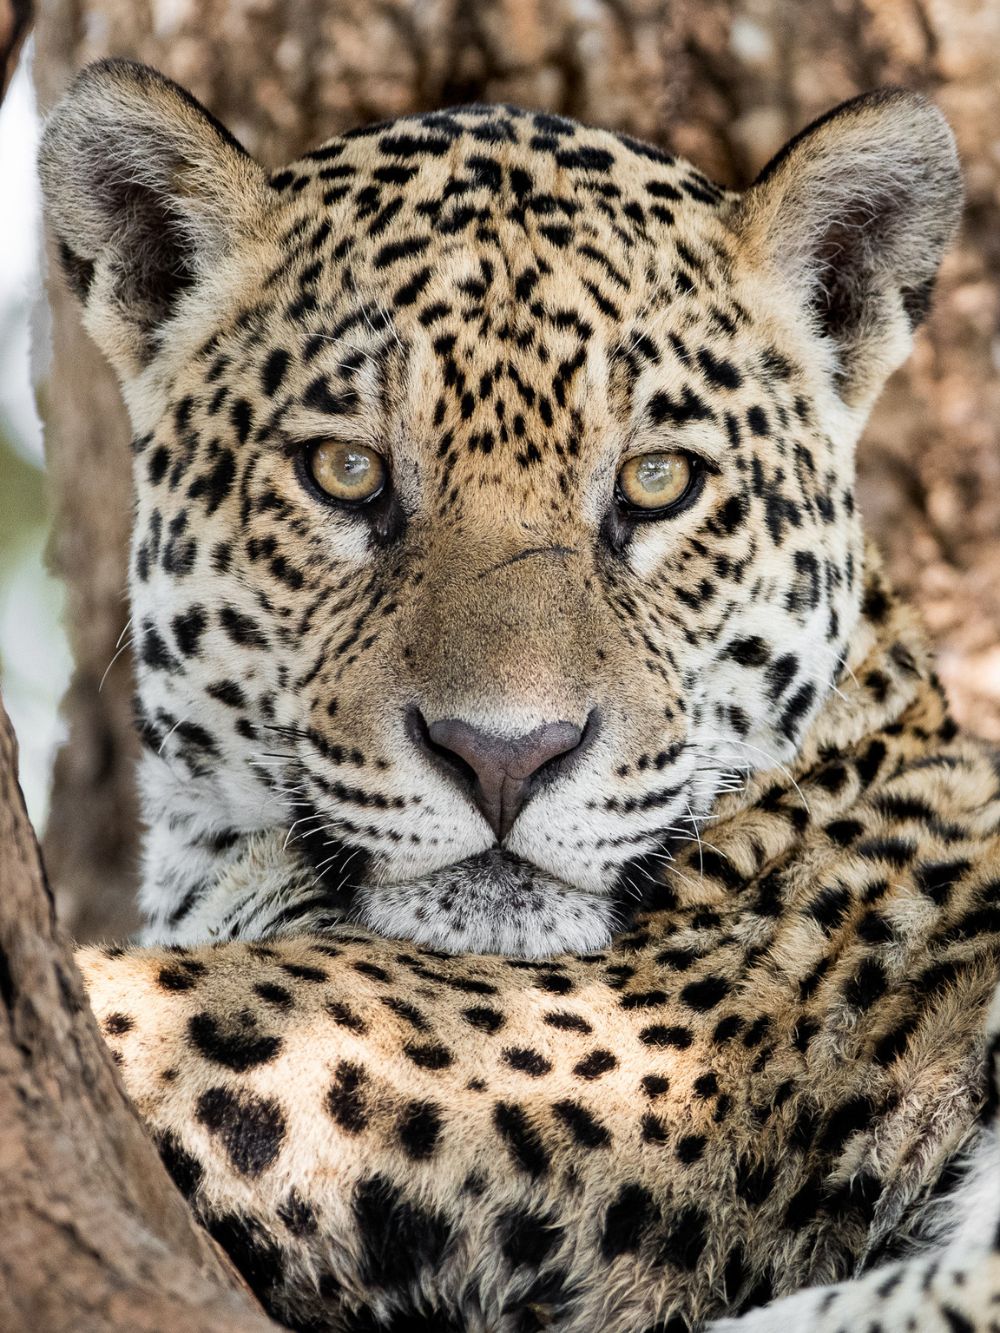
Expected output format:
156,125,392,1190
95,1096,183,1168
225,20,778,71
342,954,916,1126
637,455,682,493
341,452,370,479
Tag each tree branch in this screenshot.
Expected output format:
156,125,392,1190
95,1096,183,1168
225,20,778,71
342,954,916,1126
0,691,278,1331
0,0,30,100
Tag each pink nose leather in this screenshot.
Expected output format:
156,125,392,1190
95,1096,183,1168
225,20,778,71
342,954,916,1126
426,718,584,840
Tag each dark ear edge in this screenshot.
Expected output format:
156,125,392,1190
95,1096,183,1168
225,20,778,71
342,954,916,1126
39,59,268,369
731,89,962,400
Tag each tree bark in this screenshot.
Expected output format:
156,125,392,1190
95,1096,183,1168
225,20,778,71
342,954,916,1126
35,0,1000,943
0,0,30,96
0,690,278,1330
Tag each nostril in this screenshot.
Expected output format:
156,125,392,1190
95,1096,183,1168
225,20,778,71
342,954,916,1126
530,707,600,790
406,705,481,794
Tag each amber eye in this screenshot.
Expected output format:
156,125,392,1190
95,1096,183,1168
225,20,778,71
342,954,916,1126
616,451,695,514
306,440,387,505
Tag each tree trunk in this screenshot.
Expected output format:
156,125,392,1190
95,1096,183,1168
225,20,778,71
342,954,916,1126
0,0,30,95
0,688,279,1330
35,0,1000,951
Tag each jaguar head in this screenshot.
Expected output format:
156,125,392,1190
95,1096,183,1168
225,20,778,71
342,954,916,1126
41,62,960,954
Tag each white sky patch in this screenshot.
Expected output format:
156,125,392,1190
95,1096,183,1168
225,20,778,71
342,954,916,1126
0,43,71,830
0,44,43,462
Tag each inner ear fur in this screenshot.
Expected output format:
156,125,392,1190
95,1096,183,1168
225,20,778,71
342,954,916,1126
40,59,270,373
731,89,962,404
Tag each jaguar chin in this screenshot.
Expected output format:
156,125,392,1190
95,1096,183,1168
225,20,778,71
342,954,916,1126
349,849,627,958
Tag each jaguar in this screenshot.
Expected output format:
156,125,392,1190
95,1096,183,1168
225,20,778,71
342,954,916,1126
41,58,1000,1332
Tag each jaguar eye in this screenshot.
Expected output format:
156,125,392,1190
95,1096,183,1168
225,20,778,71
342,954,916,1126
306,440,387,505
616,451,696,515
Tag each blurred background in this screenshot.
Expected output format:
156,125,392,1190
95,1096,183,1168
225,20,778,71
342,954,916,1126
0,45,71,832
1,0,998,942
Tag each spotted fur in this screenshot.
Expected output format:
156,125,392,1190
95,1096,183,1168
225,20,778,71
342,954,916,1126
42,60,1000,1333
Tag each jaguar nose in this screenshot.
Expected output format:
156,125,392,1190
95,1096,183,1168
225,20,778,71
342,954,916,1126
416,713,588,841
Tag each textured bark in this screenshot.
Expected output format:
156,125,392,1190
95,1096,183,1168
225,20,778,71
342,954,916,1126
0,0,31,97
0,691,277,1331
35,0,1000,941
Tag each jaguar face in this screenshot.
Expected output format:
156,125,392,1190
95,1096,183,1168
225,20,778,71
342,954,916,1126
40,64,960,954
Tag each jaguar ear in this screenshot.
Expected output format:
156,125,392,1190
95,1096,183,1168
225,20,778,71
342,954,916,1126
40,59,270,378
732,89,962,406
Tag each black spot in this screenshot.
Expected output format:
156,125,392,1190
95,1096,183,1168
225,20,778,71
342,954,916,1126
873,1012,919,1065
326,1059,369,1133
157,962,203,992
462,1005,506,1033
493,1101,550,1177
855,739,887,786
195,1086,286,1176
352,1173,452,1290
693,1072,718,1098
326,999,368,1033
746,404,769,436
680,974,730,1011
154,1129,203,1197
172,606,207,657
573,1048,618,1079
254,981,293,1007
675,1134,707,1164
842,957,889,1011
504,1046,553,1076
188,1012,282,1072
620,989,668,1011
533,972,575,995
648,386,711,427
555,145,615,171
856,836,915,868
304,374,358,415
544,1010,593,1034
825,818,865,847
103,1012,134,1036
552,1099,612,1149
262,347,290,396
641,1112,668,1144
712,1015,744,1043
601,1183,657,1259
188,449,236,516
206,679,246,708
779,683,816,741
808,884,851,930
206,1212,284,1303
230,397,253,443
353,960,392,983
397,1099,443,1160
726,636,769,667
913,859,970,907
498,1206,562,1268
280,962,328,982
697,348,742,389
219,605,268,648
403,1041,453,1070
639,1025,693,1049
382,997,429,1030
819,1095,876,1154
